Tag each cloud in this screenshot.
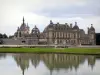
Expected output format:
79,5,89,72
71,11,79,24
0,0,100,35
30,0,100,18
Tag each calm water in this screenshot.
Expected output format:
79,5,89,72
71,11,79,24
0,53,100,75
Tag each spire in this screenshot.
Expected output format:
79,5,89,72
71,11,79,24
23,16,25,24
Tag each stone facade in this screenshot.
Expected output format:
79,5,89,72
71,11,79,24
14,17,96,45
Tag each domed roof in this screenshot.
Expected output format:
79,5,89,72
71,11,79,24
47,24,54,28
47,20,54,28
73,25,79,29
20,23,27,30
31,25,40,34
45,20,54,31
90,24,95,31
73,22,79,29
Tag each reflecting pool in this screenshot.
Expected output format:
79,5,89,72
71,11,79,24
0,53,100,75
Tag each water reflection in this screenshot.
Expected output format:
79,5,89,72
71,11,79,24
0,53,6,59
14,54,29,75
12,53,96,75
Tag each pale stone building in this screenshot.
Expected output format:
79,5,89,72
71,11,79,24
14,17,96,45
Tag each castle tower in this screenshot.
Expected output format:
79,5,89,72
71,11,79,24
14,17,30,38
73,22,79,45
88,24,96,45
47,20,54,44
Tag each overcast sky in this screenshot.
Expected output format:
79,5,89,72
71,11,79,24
0,0,100,36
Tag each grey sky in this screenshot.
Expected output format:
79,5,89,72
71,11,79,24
0,0,100,35
31,0,100,17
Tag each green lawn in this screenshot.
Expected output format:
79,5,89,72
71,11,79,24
0,48,100,54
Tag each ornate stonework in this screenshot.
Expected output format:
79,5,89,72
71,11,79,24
14,17,96,45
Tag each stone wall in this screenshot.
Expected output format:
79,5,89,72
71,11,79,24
1,39,22,45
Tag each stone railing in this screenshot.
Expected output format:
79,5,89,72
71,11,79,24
0,45,100,48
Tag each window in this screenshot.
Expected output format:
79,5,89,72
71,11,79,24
22,40,26,43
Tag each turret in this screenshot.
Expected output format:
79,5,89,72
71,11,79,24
88,24,95,34
88,24,95,45
90,24,95,32
31,25,40,35
47,20,54,30
73,22,79,30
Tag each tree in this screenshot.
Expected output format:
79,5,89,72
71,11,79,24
0,33,3,38
0,33,8,38
3,34,8,38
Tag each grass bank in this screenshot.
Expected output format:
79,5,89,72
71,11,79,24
0,48,100,54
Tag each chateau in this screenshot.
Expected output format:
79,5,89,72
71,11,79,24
13,17,96,45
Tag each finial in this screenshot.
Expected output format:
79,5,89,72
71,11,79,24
50,20,53,24
91,24,93,27
75,22,77,25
